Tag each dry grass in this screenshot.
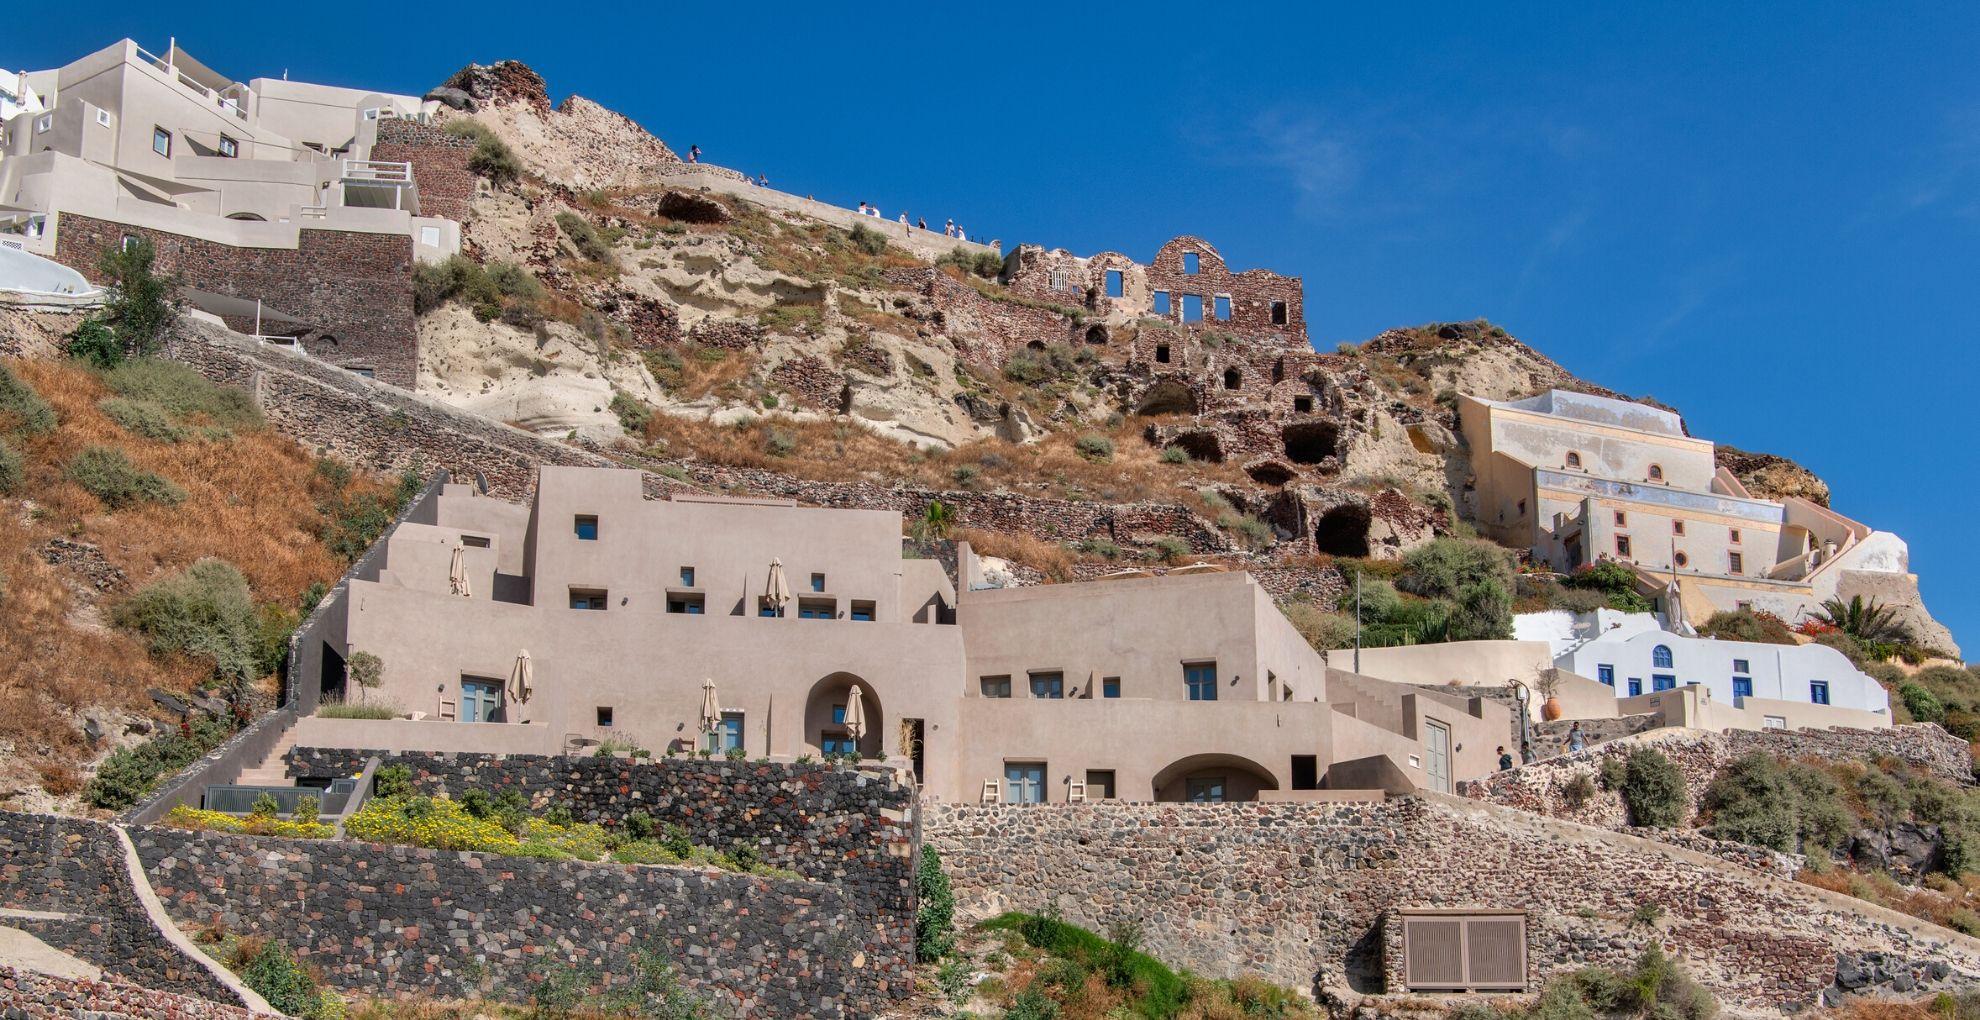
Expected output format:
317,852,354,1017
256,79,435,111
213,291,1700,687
1799,864,1980,933
957,528,1076,582
641,346,760,403
0,358,383,794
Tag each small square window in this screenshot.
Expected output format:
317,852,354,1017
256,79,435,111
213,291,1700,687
1810,681,1830,706
1184,662,1218,701
1270,301,1288,325
980,676,1012,698
1152,290,1170,315
831,704,847,725
1616,535,1633,558
680,566,696,587
1213,294,1231,321
120,234,141,252
1182,252,1199,274
1614,510,1627,526
850,600,875,622
569,588,608,610
1029,672,1064,699
461,535,490,548
1181,294,1203,323
574,515,599,540
1732,659,1750,674
1293,395,1313,414
217,134,238,158
1084,770,1116,799
1102,677,1120,698
1648,464,1665,482
152,126,172,157
1597,664,1615,687
1729,551,1744,573
666,594,704,615
1729,528,1742,544
1672,520,1685,536
596,706,614,727
95,109,112,127
419,225,441,247
35,114,52,133
810,572,825,592
1565,451,1582,469
1154,343,1171,364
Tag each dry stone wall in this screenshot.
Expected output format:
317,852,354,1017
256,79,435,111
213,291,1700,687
923,796,1980,1015
0,813,240,1005
134,827,886,1019
0,967,271,1020
370,118,477,223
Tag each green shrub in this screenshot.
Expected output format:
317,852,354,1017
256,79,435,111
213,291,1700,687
1698,609,1796,645
412,254,542,319
101,360,261,428
762,428,797,457
1284,602,1359,651
983,911,1187,1016
66,446,186,508
1618,748,1687,828
915,846,956,960
316,701,396,719
1561,772,1598,810
443,119,521,184
1561,560,1654,613
98,398,189,443
112,558,263,681
1158,445,1189,465
1699,752,1850,853
0,439,20,495
83,713,234,810
938,246,1005,279
1398,537,1515,602
1074,433,1114,462
1148,536,1191,563
374,764,414,798
66,317,124,369
610,390,652,434
240,939,339,1019
1598,756,1628,791
318,462,423,561
1448,578,1514,641
1549,586,1610,614
0,363,56,434
847,222,889,256
97,237,178,359
555,211,616,265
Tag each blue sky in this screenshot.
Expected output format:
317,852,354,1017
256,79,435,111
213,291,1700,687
15,4,1978,646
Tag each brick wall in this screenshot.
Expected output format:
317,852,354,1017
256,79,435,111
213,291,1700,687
57,214,419,387
923,796,1980,1015
370,119,476,223
0,813,241,1005
0,967,271,1020
134,826,889,1018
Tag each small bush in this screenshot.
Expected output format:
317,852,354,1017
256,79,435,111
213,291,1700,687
938,246,1005,279
1448,578,1514,641
1619,748,1688,829
443,119,521,184
915,846,956,960
66,317,124,369
1073,433,1114,462
374,764,415,798
84,714,235,810
555,211,616,265
99,397,189,443
1698,608,1796,645
1284,601,1359,651
1549,586,1610,614
1598,756,1628,791
1898,682,1947,723
762,428,798,458
102,360,261,428
610,390,653,434
1158,445,1190,465
240,939,340,1020
1561,560,1654,613
0,439,20,495
112,558,262,681
97,238,179,359
847,222,889,256
67,446,186,508
316,700,396,720
1398,537,1516,602
0,363,56,434
1149,535,1191,563
1561,772,1598,810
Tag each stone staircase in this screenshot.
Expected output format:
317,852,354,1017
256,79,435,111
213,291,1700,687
1325,669,1409,734
231,727,298,788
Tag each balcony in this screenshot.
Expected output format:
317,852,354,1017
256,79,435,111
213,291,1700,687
337,160,419,213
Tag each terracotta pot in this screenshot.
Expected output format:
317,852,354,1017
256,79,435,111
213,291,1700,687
1541,696,1565,722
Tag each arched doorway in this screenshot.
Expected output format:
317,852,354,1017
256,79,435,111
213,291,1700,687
1135,380,1198,417
1314,503,1372,557
804,672,884,759
1151,753,1280,802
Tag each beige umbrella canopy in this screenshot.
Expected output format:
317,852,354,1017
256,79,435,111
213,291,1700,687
507,649,534,706
844,684,867,745
765,558,792,617
449,544,471,597
699,677,721,741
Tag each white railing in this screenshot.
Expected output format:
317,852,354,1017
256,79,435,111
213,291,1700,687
297,205,328,220
340,160,413,184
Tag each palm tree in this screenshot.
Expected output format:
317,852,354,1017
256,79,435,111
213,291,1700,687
1814,595,1910,644
912,500,955,543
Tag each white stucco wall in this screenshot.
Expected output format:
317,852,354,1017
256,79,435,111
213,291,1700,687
1557,626,1888,717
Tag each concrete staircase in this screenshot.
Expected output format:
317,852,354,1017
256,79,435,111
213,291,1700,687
232,727,299,787
1325,669,1409,734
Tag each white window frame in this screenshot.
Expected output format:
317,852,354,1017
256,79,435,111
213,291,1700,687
151,126,172,158
95,109,111,127
35,114,53,133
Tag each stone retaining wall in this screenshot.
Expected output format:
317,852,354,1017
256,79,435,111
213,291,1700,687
0,813,239,1005
371,119,477,223
0,967,271,1020
134,827,889,1018
923,796,1980,1015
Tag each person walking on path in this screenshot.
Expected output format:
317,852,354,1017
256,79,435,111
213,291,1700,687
1520,739,1536,765
1567,721,1587,754
1497,746,1514,771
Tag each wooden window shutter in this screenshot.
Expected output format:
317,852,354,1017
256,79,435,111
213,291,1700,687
1401,910,1527,991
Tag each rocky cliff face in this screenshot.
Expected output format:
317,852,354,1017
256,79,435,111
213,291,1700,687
1717,443,1833,506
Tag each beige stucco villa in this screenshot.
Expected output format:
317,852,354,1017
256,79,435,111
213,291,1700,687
294,465,1511,803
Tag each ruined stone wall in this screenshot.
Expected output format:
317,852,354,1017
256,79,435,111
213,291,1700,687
923,796,1980,1014
134,827,892,1018
0,968,270,1020
370,118,477,223
1145,236,1305,340
57,215,419,387
0,813,241,1005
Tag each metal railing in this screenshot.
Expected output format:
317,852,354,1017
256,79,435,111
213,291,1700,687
201,778,356,816
340,159,413,184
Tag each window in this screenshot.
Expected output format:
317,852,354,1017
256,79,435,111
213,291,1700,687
121,234,141,252
1213,294,1231,321
666,594,704,614
822,735,857,756
758,601,781,618
1672,520,1685,536
1597,664,1615,687
1293,395,1313,413
596,706,614,727
1733,659,1749,673
460,535,491,548
574,515,598,540
797,598,833,620
35,114,51,133
1152,290,1170,315
419,225,441,247
348,367,376,379
95,109,112,127
1184,662,1218,701
1616,535,1632,557
218,134,238,158
831,704,846,726
1653,675,1676,692
706,711,744,752
1005,763,1046,804
1764,715,1787,729
1652,645,1674,669
1048,268,1067,292
1627,678,1642,696
1648,464,1664,482
1181,294,1203,323
1102,676,1120,698
1154,343,1171,364
849,600,875,622
1029,672,1064,699
1084,770,1116,800
460,678,503,722
569,588,608,610
1673,551,1689,568
152,126,172,157
810,572,825,592
1810,681,1830,705
679,566,696,587
1728,551,1744,573
1613,511,1627,526
1565,451,1582,469
980,675,1012,698
363,108,382,121
1729,528,1742,545
1182,251,1199,274
1732,676,1753,700
1270,301,1288,325
1223,368,1241,390
1186,776,1225,802
1105,269,1124,298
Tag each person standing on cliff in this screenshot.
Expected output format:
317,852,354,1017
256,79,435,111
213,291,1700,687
687,145,700,164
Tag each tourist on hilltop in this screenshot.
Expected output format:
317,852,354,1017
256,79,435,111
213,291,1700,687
944,219,955,237
917,217,927,231
858,201,869,215
1567,721,1587,754
687,144,700,163
1497,746,1513,771
899,212,911,234
757,173,769,187
956,225,967,242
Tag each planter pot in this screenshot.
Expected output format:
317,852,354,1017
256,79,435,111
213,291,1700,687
1541,696,1565,721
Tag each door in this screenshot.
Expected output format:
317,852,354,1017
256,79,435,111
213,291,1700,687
1425,721,1452,794
460,679,503,722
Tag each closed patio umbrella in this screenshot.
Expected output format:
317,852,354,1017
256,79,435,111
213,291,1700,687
508,649,534,706
449,543,471,597
700,677,721,745
765,558,792,617
844,684,867,746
